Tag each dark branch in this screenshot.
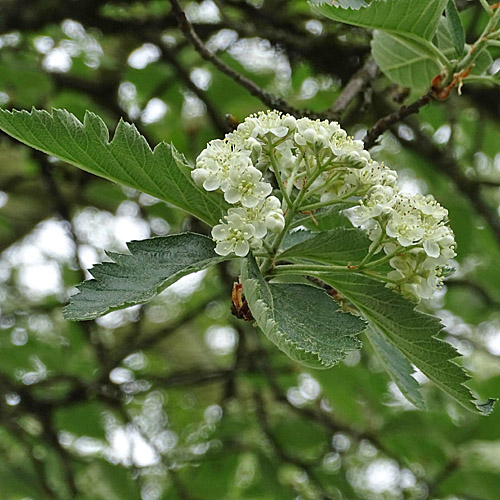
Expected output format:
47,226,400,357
364,90,434,149
169,0,306,117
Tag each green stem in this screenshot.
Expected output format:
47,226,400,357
259,155,326,274
457,6,500,74
479,0,493,14
463,75,500,87
300,190,358,211
272,263,350,274
267,141,293,209
361,244,419,270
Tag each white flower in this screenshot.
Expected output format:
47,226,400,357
212,214,258,257
343,162,398,191
294,117,342,149
386,211,425,247
422,225,456,260
194,110,456,301
223,165,272,207
260,196,285,232
192,139,252,192
227,196,285,238
238,110,290,140
413,193,448,220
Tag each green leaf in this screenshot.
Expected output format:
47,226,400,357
366,324,426,410
241,256,365,368
64,232,225,321
278,227,371,265
292,202,356,231
311,0,449,40
435,16,492,75
320,272,495,414
371,31,445,90
445,0,465,58
0,108,228,226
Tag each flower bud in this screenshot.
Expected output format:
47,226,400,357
283,115,297,130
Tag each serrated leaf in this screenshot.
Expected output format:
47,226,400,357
241,256,365,368
0,108,228,225
332,0,368,9
366,324,426,409
320,272,495,414
372,15,490,91
311,0,449,40
445,0,465,58
64,233,225,321
279,227,371,265
371,31,445,90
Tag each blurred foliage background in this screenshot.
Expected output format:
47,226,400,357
1,0,500,499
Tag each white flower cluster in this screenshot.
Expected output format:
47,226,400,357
192,110,456,301
350,188,456,299
191,121,285,257
192,110,382,256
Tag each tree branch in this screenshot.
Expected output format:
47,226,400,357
169,0,306,117
364,90,434,149
326,58,378,121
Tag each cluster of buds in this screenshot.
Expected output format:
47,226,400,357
191,110,456,301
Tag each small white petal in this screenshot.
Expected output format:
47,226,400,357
203,176,221,191
224,189,242,204
234,240,250,256
215,241,234,256
423,240,440,258
212,224,228,240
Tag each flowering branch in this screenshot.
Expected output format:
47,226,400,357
192,110,457,302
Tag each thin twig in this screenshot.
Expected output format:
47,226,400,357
326,58,378,121
169,0,305,117
159,45,230,134
254,391,335,500
446,278,500,309
475,179,500,187
363,90,434,149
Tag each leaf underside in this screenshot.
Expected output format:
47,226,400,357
371,31,442,91
366,324,426,410
241,256,366,369
320,272,495,414
64,233,226,321
0,108,228,226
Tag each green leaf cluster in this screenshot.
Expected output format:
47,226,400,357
312,0,496,90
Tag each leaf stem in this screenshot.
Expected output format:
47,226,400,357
479,0,494,14
272,263,350,274
456,5,500,74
